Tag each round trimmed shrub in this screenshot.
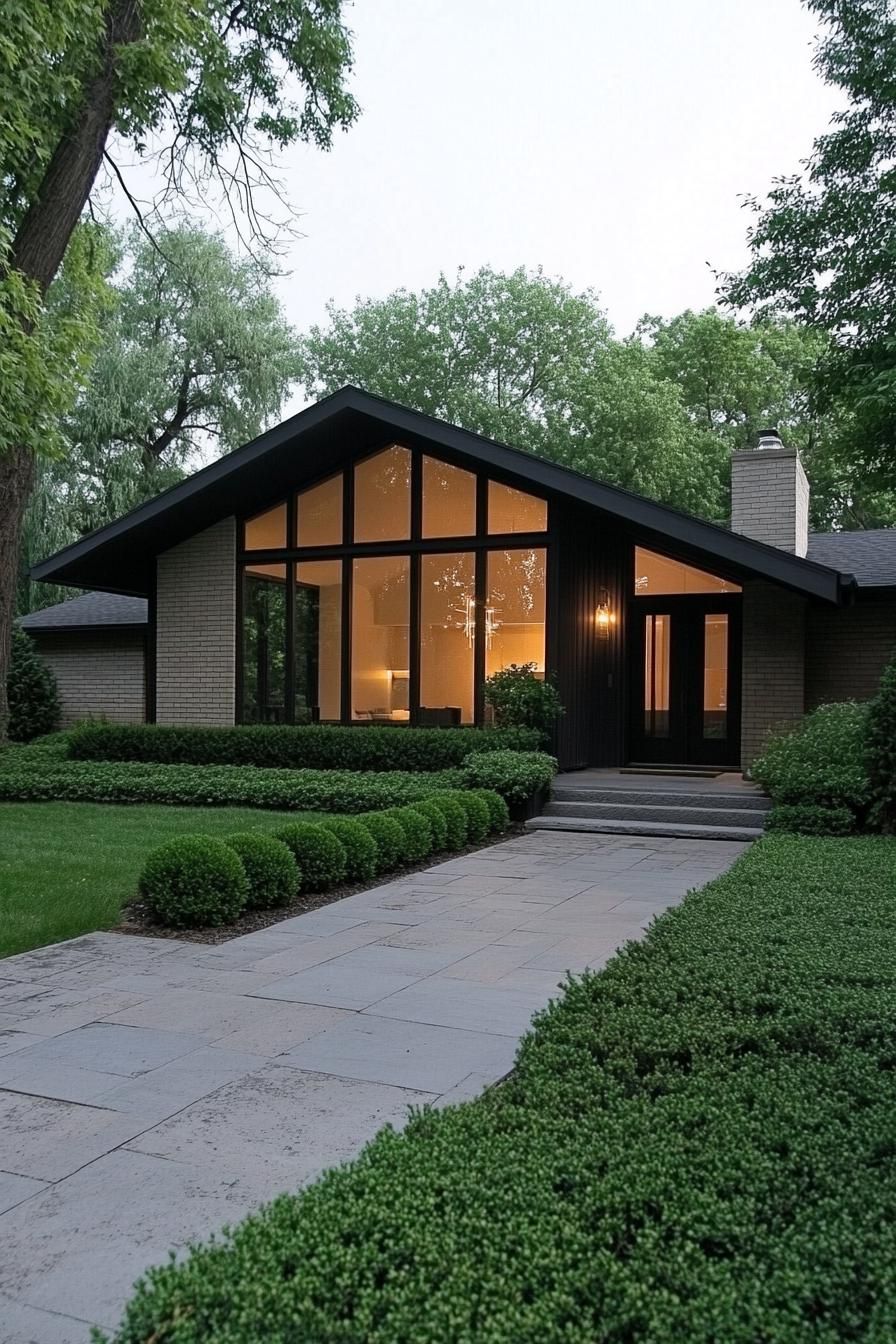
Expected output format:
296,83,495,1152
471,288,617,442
223,832,299,909
139,835,248,928
320,817,378,881
384,806,433,863
471,787,510,833
357,812,405,873
426,793,469,849
274,822,347,892
457,792,490,842
409,799,449,851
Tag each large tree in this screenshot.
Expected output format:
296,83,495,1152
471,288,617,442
20,222,299,613
724,0,896,525
298,266,727,517
0,0,358,736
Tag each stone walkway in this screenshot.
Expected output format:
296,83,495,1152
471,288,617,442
0,830,748,1342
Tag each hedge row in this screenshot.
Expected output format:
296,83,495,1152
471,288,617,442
139,789,510,928
107,835,896,1341
752,701,871,834
0,751,557,812
67,722,541,771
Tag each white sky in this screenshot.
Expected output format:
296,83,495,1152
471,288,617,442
265,0,838,351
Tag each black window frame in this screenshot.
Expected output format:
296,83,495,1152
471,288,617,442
236,443,554,726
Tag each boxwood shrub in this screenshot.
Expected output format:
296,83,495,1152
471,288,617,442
223,833,299,909
438,788,490,842
751,701,871,823
319,817,378,882
764,803,856,836
274,823,347,892
138,835,249,928
470,787,510,833
108,836,896,1342
408,799,449,851
356,813,406,873
0,755,463,812
425,793,469,849
462,749,557,803
67,722,540,771
383,806,432,863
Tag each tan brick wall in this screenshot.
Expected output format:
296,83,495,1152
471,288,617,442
156,517,236,725
731,446,809,556
806,596,896,708
32,630,145,727
741,581,807,767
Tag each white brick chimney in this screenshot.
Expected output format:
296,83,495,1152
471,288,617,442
730,428,809,556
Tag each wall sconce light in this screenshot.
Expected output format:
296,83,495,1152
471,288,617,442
595,588,615,640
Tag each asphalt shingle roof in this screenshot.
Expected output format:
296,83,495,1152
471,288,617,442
18,592,148,630
806,529,896,588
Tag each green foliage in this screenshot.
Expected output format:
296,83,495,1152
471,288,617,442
462,750,558,804
138,834,248,928
383,807,432,863
356,813,405,874
319,817,378,882
0,752,463,811
297,266,729,517
866,653,896,832
724,0,896,528
223,832,298,909
407,799,449,851
483,663,564,741
470,788,510,833
66,722,540,771
107,835,896,1342
438,789,490,843
751,702,871,822
423,794,469,849
6,629,59,742
764,803,856,836
273,823,346,892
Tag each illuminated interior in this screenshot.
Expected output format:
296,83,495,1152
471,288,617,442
703,613,729,739
634,547,740,595
643,612,670,738
238,445,550,724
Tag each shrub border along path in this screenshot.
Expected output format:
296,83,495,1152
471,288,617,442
0,829,748,1340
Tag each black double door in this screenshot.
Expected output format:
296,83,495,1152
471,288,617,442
629,597,741,767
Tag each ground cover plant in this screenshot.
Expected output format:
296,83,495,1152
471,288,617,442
0,802,326,959
751,701,871,830
67,722,540,771
106,835,896,1342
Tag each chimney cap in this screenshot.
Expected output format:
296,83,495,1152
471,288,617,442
756,427,783,448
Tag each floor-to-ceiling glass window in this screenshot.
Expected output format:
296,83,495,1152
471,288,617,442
239,452,551,724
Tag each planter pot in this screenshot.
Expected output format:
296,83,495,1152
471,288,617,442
508,787,549,823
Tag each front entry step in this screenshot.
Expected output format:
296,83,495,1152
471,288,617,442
550,786,770,814
527,815,764,842
545,800,767,829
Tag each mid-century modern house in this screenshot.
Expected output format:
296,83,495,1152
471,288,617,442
25,386,896,770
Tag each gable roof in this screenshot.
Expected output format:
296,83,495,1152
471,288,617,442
31,385,854,604
19,592,148,631
807,529,896,589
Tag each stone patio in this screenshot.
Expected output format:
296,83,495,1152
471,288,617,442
0,829,749,1342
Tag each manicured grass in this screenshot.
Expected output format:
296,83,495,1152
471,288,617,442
106,835,896,1343
0,801,326,959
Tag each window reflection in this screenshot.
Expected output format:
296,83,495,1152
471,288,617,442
634,548,740,595
351,555,410,720
242,564,286,723
422,457,476,538
488,482,547,534
354,445,411,542
294,560,342,723
485,549,546,678
420,553,475,724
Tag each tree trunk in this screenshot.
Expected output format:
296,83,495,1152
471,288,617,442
0,0,143,739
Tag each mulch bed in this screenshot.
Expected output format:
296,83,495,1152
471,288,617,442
116,827,525,946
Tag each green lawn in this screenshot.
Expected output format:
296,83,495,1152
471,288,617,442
0,801,325,959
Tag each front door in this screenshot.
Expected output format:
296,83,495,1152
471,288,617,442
629,598,741,767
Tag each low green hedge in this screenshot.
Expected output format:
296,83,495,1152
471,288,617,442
223,832,299,909
462,749,557,803
108,836,896,1341
274,823,347,892
0,757,463,812
383,806,433,863
67,722,540,771
319,817,378,881
764,802,856,836
426,793,469,848
139,835,249,928
751,702,871,824
409,799,449,851
356,813,405,872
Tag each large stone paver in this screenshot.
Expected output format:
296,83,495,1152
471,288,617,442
0,829,748,1339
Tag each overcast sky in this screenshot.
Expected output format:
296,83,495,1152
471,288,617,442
260,0,838,352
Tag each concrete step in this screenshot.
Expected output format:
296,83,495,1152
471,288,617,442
526,815,764,842
544,800,768,828
550,786,770,813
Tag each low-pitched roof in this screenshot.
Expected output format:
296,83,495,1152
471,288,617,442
19,592,148,631
807,529,896,589
30,385,857,604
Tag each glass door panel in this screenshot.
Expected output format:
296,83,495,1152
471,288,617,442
703,613,729,741
643,613,671,739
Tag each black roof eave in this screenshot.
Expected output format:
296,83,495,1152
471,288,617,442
31,385,850,605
